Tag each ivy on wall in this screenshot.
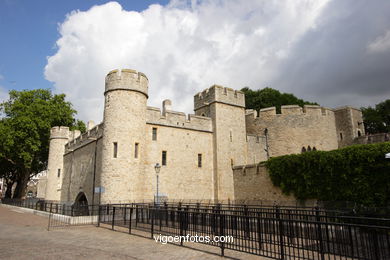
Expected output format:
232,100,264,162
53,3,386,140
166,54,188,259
265,142,390,206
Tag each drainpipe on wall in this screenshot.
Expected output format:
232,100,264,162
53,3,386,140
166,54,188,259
91,138,98,206
264,128,270,160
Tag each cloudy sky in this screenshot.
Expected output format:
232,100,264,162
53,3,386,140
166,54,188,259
1,0,389,122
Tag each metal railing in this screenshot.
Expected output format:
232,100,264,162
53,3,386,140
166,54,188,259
2,199,389,259
99,204,390,260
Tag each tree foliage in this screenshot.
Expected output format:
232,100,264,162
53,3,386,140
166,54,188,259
0,89,85,198
361,99,390,134
265,142,390,206
241,87,318,113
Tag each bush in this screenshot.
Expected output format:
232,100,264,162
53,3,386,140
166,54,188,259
265,142,390,206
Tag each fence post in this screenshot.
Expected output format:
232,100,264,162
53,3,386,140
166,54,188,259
372,229,380,260
124,206,127,225
129,207,133,234
316,206,325,260
165,203,168,226
257,212,262,250
276,206,285,260
159,207,162,231
179,210,184,246
47,203,53,231
151,208,154,239
135,205,138,227
97,205,101,227
244,204,249,238
348,225,354,258
112,206,116,230
219,213,225,257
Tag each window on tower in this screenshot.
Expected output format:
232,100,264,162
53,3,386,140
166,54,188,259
162,151,167,166
113,142,118,158
135,143,139,158
152,128,157,141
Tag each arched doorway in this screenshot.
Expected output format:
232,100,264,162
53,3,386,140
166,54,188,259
73,192,89,216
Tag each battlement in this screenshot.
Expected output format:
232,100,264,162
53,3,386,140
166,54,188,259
68,130,81,141
194,85,245,111
333,106,361,112
65,123,103,152
245,109,258,119
256,105,334,119
146,106,212,132
105,68,149,97
50,126,70,139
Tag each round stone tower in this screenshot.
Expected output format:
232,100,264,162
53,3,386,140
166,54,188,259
100,69,148,203
45,126,69,201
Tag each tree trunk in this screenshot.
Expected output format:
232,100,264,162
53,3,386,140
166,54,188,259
13,171,30,199
4,180,14,199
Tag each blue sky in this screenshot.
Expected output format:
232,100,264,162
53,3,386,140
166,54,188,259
1,0,389,122
0,0,168,91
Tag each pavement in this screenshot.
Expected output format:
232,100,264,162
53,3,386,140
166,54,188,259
0,204,270,260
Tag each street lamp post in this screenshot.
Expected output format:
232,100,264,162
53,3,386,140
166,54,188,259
154,163,161,206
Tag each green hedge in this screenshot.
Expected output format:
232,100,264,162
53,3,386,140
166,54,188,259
265,142,390,206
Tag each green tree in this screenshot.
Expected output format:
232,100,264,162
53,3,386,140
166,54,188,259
241,87,318,113
0,89,85,198
361,99,390,134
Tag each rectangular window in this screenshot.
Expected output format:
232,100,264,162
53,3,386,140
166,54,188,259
198,154,202,168
135,143,139,158
57,169,61,178
113,142,118,158
152,127,157,141
162,151,167,166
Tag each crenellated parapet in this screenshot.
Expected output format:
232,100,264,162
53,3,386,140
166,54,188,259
50,126,70,140
105,69,148,98
65,123,103,153
245,104,338,157
254,105,334,119
146,106,212,132
194,85,245,111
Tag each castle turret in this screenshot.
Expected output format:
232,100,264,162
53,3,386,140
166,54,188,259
334,106,365,147
100,69,148,203
45,126,69,201
194,85,247,201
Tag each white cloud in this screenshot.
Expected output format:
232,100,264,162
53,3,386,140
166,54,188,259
367,30,390,53
0,74,4,80
45,0,330,122
0,86,9,104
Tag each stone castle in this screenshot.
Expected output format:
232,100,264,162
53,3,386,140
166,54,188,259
40,69,365,205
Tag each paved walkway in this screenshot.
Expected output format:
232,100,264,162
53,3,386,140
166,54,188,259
0,204,271,259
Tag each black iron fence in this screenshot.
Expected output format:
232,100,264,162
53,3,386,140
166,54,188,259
1,198,99,217
98,204,390,260
2,199,389,259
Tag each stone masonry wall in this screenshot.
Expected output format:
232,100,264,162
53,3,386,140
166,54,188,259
100,69,148,203
246,134,268,164
246,105,339,157
233,164,294,202
61,138,102,204
45,126,69,201
334,106,365,148
142,123,215,201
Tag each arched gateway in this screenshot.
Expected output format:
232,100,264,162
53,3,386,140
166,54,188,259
73,192,89,216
